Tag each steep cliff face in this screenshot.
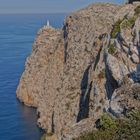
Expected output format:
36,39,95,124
17,3,140,140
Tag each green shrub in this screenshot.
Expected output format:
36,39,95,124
121,17,136,28
111,19,122,38
75,110,140,140
108,43,116,55
99,113,117,131
128,17,136,26
111,12,138,39
134,5,140,15
127,110,140,121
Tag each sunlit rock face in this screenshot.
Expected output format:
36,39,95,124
17,2,140,140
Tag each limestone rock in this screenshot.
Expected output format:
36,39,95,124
131,53,139,64
16,2,140,140
106,54,129,84
110,83,140,116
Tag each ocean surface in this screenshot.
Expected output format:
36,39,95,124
0,13,66,140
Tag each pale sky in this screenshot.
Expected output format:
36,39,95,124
0,0,124,14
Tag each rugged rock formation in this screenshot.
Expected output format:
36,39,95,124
17,2,140,140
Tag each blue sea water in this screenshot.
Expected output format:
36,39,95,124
0,13,66,140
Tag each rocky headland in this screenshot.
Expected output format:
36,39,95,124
17,2,140,140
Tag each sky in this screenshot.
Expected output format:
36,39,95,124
0,0,124,14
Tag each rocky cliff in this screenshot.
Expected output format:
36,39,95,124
17,2,140,140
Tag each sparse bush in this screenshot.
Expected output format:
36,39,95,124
111,19,122,38
75,110,140,140
121,17,136,28
99,113,117,131
134,5,140,15
108,43,116,55
111,12,138,39
128,17,136,26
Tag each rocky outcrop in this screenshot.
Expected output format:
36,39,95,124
110,81,140,117
17,2,140,140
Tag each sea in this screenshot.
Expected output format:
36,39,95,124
0,13,66,140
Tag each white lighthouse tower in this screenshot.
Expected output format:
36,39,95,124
38,20,52,33
47,20,50,27
43,20,52,29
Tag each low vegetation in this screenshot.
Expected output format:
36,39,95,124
121,17,136,29
75,110,140,140
108,43,116,55
111,19,122,38
134,5,140,16
111,11,138,39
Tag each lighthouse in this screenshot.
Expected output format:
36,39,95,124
42,20,52,29
47,20,50,27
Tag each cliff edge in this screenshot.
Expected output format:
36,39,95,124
17,2,140,140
